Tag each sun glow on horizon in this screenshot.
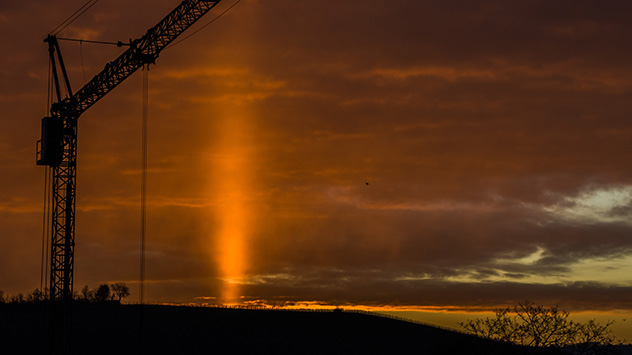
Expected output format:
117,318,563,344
217,192,249,303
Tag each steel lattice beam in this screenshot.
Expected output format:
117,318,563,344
39,1,222,354
45,0,221,304
52,0,220,118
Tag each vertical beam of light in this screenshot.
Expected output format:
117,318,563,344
211,106,254,305
205,0,259,305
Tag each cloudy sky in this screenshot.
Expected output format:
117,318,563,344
2,0,632,324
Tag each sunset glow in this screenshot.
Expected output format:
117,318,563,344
3,0,632,343
215,190,249,303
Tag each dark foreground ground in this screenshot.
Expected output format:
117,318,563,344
0,302,581,354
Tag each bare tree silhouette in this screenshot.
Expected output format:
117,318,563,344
110,283,130,302
460,300,620,354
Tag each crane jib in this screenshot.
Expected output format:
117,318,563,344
38,0,222,166
37,1,224,353
53,0,221,118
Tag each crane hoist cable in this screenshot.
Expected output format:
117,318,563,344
138,65,149,355
140,65,149,306
49,0,100,36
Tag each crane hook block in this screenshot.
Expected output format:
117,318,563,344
36,116,64,166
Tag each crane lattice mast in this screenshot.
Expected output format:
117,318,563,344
37,1,222,353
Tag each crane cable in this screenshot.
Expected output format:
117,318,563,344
167,0,243,50
39,165,52,354
140,65,149,305
40,168,51,293
39,63,53,353
40,57,54,295
49,0,100,36
138,63,149,355
80,40,87,83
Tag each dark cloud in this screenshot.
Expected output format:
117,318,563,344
230,270,632,312
1,0,632,315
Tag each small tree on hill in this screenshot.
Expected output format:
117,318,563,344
110,283,130,302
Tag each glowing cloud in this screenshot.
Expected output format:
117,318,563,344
544,185,632,225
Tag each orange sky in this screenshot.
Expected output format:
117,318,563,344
1,0,632,322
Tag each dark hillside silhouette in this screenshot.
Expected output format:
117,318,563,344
1,303,568,354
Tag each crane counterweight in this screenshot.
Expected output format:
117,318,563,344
36,116,64,166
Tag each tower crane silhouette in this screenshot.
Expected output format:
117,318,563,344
36,1,223,353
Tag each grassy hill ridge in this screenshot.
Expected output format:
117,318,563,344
1,302,567,354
